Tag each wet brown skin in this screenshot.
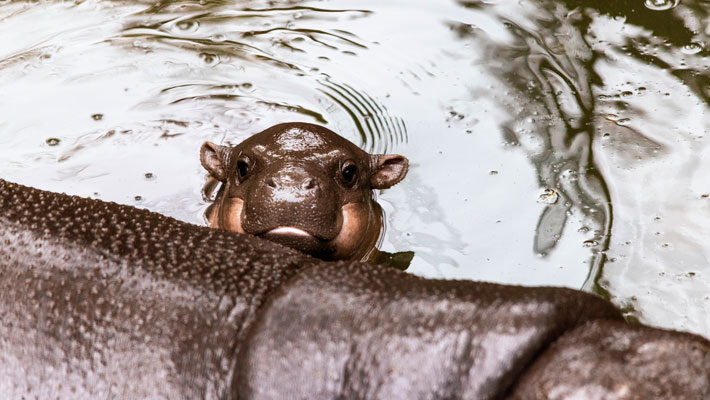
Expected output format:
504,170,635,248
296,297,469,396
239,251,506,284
0,179,708,399
200,122,408,261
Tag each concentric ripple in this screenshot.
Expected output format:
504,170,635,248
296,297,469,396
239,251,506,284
110,2,405,152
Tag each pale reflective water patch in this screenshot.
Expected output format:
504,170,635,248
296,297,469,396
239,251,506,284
588,11,710,336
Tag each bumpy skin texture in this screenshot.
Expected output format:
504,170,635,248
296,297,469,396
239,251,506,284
0,179,709,399
0,179,317,398
236,262,623,399
510,320,710,400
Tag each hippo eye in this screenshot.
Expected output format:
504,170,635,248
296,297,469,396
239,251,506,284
340,162,358,185
237,159,250,179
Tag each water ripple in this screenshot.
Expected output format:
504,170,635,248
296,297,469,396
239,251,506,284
112,2,406,153
318,79,407,153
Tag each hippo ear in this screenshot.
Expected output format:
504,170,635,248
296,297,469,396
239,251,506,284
200,142,231,182
370,154,409,189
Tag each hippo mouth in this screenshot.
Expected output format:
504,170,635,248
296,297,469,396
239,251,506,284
257,226,330,240
207,197,380,260
264,226,316,237
258,226,333,257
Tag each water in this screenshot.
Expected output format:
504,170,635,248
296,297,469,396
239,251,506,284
1,0,709,338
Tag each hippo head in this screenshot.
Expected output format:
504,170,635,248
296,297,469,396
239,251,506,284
200,122,408,261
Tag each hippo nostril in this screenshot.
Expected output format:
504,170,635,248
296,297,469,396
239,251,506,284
302,178,317,190
266,178,278,189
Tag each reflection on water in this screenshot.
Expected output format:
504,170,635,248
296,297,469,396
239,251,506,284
117,1,407,153
450,1,612,287
1,0,710,337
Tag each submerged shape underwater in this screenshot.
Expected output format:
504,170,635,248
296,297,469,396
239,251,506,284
0,0,709,337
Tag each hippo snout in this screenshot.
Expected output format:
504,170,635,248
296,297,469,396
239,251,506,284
242,164,342,241
264,176,318,192
260,165,324,202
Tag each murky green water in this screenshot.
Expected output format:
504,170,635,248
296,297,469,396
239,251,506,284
1,0,709,338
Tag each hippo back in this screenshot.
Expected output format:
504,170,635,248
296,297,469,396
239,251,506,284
0,179,315,398
1,179,708,399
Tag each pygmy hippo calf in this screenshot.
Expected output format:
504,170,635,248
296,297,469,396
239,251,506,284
200,122,408,261
0,179,708,399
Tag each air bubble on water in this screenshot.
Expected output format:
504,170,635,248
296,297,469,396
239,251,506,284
643,0,679,11
211,34,226,43
617,118,632,125
582,239,598,248
681,42,703,55
175,20,199,33
200,53,218,65
537,188,559,204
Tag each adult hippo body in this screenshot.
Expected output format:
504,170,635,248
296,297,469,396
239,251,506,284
200,123,408,261
0,179,708,399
